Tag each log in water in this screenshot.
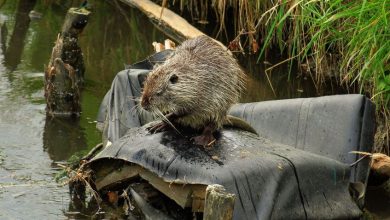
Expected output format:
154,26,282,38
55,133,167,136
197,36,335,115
44,8,90,116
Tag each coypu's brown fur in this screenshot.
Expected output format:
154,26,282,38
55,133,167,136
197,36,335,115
140,35,246,147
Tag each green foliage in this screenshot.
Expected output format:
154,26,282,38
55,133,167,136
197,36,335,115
257,0,389,110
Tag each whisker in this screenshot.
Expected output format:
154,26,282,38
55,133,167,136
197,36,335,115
131,103,141,115
127,96,140,101
135,104,152,118
156,110,181,135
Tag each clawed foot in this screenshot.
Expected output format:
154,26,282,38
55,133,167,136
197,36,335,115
147,113,179,134
147,121,169,133
191,134,216,148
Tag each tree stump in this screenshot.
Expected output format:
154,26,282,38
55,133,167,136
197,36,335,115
44,8,90,116
203,184,236,220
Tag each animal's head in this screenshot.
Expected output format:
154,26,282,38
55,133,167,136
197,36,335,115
140,62,185,115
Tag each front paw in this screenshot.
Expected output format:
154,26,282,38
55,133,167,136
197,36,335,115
191,134,216,148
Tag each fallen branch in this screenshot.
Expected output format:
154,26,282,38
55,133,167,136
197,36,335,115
119,0,202,42
118,0,229,52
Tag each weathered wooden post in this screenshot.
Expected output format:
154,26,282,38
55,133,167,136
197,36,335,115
203,184,236,220
44,8,90,116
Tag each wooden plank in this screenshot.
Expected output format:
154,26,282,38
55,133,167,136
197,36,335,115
192,187,206,212
95,164,141,190
139,168,207,208
94,163,208,210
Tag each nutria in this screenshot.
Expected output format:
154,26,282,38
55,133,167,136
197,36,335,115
140,35,253,147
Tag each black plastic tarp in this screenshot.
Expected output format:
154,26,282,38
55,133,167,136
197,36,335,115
90,126,362,219
93,51,376,219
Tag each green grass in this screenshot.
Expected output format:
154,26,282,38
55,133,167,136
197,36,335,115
258,0,389,102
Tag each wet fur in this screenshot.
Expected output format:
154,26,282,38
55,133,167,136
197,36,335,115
141,35,246,130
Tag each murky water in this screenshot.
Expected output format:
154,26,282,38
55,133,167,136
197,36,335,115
0,0,321,219
0,1,167,219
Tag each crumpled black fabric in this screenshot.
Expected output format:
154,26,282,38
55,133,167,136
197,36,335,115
90,126,362,219
95,51,375,219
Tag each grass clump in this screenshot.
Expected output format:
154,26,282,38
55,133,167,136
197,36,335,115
260,0,389,106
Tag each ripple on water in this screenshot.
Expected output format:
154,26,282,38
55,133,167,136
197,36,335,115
0,73,69,219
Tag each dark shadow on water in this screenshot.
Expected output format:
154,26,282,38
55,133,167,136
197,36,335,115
4,0,37,71
365,185,390,219
43,116,88,161
0,22,7,55
237,51,355,103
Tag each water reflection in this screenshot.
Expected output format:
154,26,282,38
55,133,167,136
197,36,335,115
43,117,88,161
80,0,167,96
0,21,6,55
239,54,318,103
3,0,37,71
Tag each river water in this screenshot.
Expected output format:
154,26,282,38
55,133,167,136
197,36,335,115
0,0,321,219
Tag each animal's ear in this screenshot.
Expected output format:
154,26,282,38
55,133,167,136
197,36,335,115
169,74,178,84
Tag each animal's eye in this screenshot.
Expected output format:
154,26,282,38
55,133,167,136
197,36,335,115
169,74,178,84
156,90,163,96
